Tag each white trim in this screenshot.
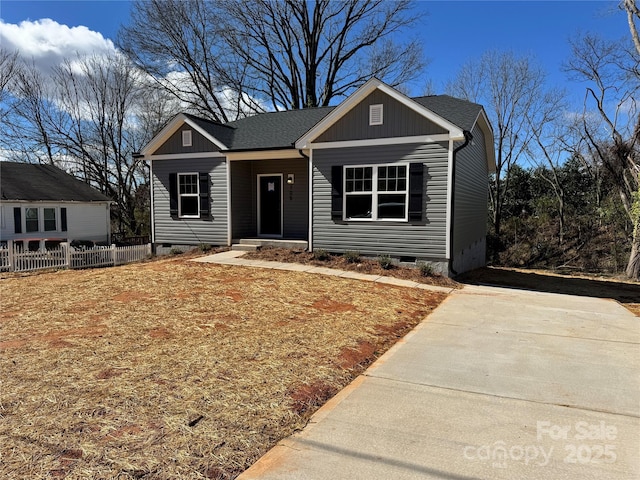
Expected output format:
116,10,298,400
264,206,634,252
149,160,155,245
147,152,226,161
226,150,304,161
226,158,232,246
295,78,465,149
177,172,200,219
140,113,228,156
342,163,409,222
309,134,450,150
446,139,453,260
257,173,283,238
308,150,313,251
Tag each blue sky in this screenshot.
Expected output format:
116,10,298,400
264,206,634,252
0,0,627,106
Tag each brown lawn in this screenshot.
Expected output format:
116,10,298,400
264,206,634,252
0,255,446,479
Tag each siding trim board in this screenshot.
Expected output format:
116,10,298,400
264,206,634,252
309,134,451,150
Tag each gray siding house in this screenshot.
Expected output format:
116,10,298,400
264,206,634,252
140,78,495,275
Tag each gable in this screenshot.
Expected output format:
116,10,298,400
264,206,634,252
153,126,221,155
315,90,448,143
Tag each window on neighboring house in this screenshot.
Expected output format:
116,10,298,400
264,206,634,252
25,207,39,232
44,208,56,231
343,164,408,221
182,129,192,147
178,172,200,217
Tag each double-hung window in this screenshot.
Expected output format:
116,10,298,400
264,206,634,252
25,207,39,232
178,173,200,218
44,207,57,231
344,164,408,221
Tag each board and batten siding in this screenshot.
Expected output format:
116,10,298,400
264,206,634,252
153,127,220,155
152,158,228,246
315,90,447,143
231,158,308,240
312,143,449,260
0,202,110,243
452,122,489,272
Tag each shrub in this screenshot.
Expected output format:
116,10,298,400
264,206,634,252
343,250,360,263
377,254,393,270
313,249,330,261
169,247,183,255
418,261,433,277
198,243,213,252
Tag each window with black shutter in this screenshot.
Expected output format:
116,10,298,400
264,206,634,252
333,163,421,222
169,172,211,219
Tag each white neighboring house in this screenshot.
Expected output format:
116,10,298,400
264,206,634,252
0,162,112,250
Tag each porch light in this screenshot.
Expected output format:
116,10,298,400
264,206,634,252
287,174,295,185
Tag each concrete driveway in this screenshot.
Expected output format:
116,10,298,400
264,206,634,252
239,284,640,479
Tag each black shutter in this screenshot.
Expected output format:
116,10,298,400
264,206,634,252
408,163,424,221
13,207,22,233
199,172,210,218
331,165,343,220
61,208,67,232
169,173,178,218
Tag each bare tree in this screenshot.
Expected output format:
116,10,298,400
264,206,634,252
118,0,424,116
526,90,569,244
118,0,234,122
0,48,21,122
565,27,640,279
2,53,167,236
220,0,424,110
447,51,550,236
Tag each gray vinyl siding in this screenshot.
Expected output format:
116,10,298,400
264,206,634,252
312,143,449,260
231,158,308,240
452,123,489,255
153,127,220,155
152,158,228,245
315,90,447,143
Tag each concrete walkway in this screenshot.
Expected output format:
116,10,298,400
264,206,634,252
196,252,640,479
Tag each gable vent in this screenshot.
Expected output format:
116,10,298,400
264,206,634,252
369,104,383,126
182,129,192,147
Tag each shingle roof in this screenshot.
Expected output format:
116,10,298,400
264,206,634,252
183,113,236,148
225,106,335,150
0,162,112,202
412,95,483,132
159,94,484,152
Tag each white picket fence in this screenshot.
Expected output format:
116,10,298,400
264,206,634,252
0,241,152,273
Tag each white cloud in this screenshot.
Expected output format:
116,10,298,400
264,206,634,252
0,18,117,73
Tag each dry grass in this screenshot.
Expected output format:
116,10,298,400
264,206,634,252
0,255,446,479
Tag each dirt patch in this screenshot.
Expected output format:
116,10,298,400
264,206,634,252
289,381,339,416
0,255,446,478
312,298,357,313
337,340,377,370
149,327,172,339
224,289,244,301
245,247,459,288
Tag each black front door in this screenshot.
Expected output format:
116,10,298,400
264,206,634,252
259,175,282,236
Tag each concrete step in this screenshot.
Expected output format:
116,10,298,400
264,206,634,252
231,244,259,251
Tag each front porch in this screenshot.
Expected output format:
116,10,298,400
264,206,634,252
230,157,309,242
231,238,309,251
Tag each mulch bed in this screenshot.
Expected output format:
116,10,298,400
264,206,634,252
244,247,459,288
